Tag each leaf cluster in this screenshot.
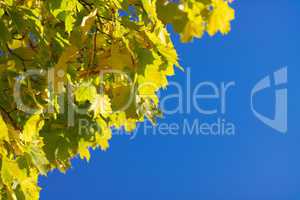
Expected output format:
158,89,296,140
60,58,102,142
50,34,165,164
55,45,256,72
0,0,234,198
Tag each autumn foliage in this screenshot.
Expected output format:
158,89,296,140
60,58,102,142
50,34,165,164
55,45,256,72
0,0,234,198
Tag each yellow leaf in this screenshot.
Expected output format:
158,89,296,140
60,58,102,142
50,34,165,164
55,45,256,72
89,94,112,118
181,16,204,42
1,157,27,187
20,176,40,200
81,9,98,35
21,114,44,143
96,117,112,151
78,139,91,161
74,82,97,103
207,0,235,36
0,114,9,141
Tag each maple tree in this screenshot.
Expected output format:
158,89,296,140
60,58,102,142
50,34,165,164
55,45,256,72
0,0,235,199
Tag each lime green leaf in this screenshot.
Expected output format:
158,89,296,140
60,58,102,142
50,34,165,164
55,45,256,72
65,13,76,34
74,82,97,103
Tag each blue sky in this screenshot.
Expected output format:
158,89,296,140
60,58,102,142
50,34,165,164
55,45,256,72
40,1,300,200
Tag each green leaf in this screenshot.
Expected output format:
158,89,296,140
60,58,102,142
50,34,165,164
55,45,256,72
0,21,9,42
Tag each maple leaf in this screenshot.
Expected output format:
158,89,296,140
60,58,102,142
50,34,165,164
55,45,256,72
89,94,112,118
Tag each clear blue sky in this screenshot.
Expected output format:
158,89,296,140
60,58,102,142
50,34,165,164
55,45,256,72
40,1,300,200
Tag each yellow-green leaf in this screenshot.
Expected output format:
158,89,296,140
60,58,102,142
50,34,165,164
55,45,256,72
0,114,9,141
21,114,44,143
